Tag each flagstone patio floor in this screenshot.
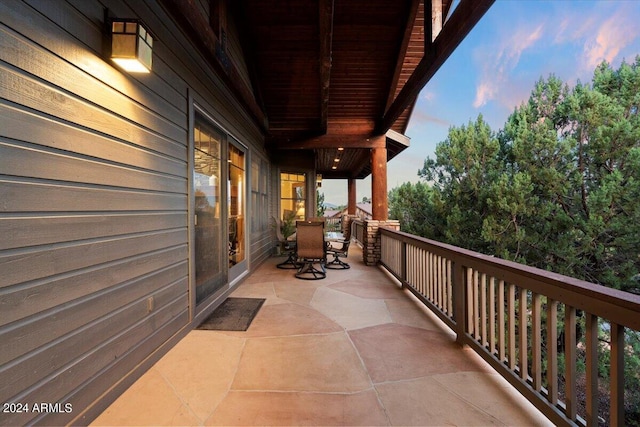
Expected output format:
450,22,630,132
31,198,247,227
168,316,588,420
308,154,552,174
92,245,552,426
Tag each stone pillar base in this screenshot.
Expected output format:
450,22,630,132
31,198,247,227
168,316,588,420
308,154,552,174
341,214,358,237
362,219,400,266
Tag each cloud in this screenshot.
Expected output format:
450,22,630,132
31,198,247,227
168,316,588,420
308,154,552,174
583,6,638,70
549,3,639,80
553,13,597,45
473,81,497,108
422,90,436,102
407,108,451,129
473,23,544,108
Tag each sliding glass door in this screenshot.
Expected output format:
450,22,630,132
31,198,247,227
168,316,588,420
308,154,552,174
193,114,225,304
228,141,246,282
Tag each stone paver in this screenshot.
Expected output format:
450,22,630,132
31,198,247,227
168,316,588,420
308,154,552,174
92,246,552,426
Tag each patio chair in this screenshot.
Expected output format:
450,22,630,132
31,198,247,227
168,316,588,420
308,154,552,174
326,222,351,269
294,220,326,280
274,216,299,269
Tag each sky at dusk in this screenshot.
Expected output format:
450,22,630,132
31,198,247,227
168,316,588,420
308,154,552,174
321,0,640,206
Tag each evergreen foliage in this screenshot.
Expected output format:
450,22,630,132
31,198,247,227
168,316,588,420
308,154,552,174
402,57,640,294
316,191,326,217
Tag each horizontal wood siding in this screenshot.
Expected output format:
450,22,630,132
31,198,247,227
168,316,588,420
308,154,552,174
0,0,269,425
250,229,274,267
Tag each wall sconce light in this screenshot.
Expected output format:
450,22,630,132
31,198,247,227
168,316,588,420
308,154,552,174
110,18,153,73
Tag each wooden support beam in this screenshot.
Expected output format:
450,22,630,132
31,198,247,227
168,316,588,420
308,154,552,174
378,0,494,133
425,1,433,50
385,0,421,113
430,0,444,44
272,134,386,150
209,0,227,44
348,178,356,215
327,119,376,135
319,0,334,133
371,147,388,220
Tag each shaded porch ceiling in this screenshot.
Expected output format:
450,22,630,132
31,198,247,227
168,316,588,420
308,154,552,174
162,0,495,179
237,0,494,179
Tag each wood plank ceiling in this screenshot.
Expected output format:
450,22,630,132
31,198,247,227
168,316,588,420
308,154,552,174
220,0,493,179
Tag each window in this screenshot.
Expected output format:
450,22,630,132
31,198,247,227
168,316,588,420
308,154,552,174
251,157,269,233
280,172,306,222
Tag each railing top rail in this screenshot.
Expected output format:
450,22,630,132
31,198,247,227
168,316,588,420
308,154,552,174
380,226,640,329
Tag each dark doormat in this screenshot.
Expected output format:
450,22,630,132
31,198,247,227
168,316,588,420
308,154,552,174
197,297,265,331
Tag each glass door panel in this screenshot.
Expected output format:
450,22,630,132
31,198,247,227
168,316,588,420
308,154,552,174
193,116,225,304
228,143,245,271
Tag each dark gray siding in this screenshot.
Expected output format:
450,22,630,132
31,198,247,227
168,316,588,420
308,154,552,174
0,0,268,425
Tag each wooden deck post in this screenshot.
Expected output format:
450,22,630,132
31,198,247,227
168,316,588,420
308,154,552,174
347,178,356,215
371,146,388,220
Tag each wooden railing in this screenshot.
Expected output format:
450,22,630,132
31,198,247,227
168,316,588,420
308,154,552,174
378,227,640,427
352,219,365,246
325,217,341,232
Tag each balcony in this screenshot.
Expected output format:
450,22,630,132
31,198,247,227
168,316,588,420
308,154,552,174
92,243,551,426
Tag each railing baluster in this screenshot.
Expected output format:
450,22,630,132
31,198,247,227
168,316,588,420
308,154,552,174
564,306,577,421
400,240,406,285
471,269,480,340
422,249,426,299
414,247,420,295
453,261,466,343
430,250,434,301
498,279,505,363
407,245,422,294
467,268,474,335
447,259,453,316
426,250,431,301
413,246,418,292
425,249,429,299
519,287,528,381
438,255,443,310
610,323,624,426
508,283,516,371
546,299,558,405
416,247,421,296
532,292,542,391
422,248,427,298
481,273,487,347
414,247,419,294
432,252,437,303
433,253,438,306
585,313,599,426
489,276,496,355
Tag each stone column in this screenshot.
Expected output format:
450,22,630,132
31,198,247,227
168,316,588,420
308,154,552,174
362,219,400,265
341,214,358,237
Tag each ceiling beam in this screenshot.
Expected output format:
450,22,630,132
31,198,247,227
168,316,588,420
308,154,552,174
377,0,495,134
319,0,334,133
384,0,421,113
427,0,444,46
271,134,386,150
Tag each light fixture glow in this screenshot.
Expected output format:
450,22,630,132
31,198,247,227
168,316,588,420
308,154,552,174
111,19,153,73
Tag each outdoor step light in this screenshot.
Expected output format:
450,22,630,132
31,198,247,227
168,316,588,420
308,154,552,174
109,18,153,73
